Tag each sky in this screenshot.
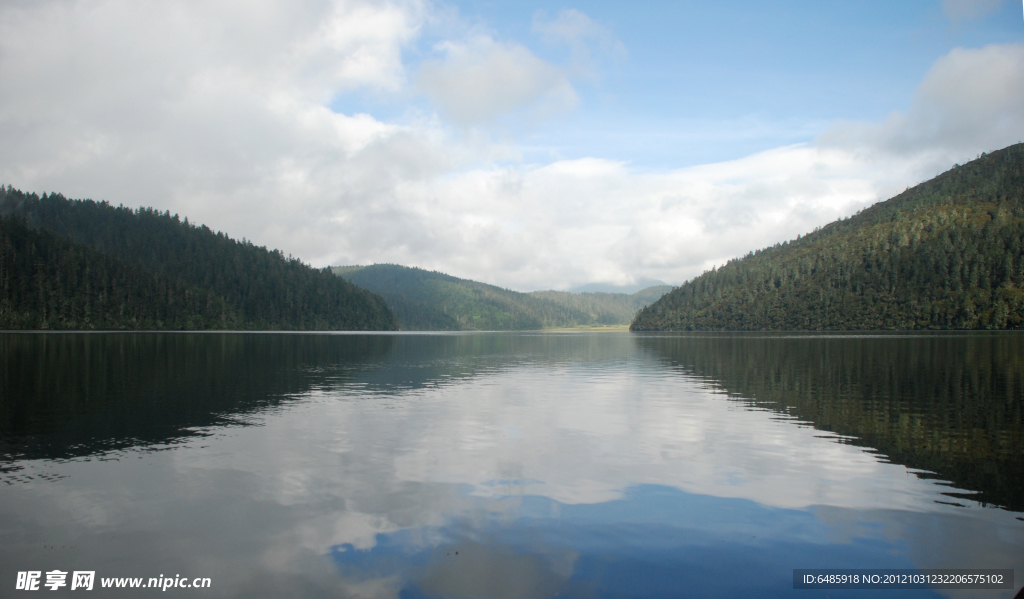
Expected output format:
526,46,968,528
0,0,1022,291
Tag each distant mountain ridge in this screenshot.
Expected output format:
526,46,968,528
569,278,670,294
632,143,1024,331
0,188,398,330
334,264,670,330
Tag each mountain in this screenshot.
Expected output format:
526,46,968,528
0,217,240,330
632,143,1024,331
528,288,672,326
0,188,398,330
336,264,530,330
334,264,670,330
569,278,670,294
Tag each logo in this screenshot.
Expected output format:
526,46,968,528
15,571,94,592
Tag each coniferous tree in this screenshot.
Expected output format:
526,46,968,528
632,143,1024,331
0,189,398,330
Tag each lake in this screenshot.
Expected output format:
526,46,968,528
0,331,1021,598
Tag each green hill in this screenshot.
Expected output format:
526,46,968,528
632,143,1024,331
0,217,241,330
529,288,672,326
334,264,670,330
0,188,398,330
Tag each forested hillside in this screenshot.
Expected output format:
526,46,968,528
334,264,670,330
0,218,240,330
0,188,398,330
530,288,671,325
632,143,1024,331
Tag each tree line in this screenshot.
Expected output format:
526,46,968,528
632,143,1024,331
0,188,398,330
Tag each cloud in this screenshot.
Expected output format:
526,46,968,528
531,9,626,78
1,1,1021,292
819,43,1024,171
293,0,425,95
312,145,904,290
322,37,1023,289
941,0,1005,22
417,36,577,125
0,0,439,242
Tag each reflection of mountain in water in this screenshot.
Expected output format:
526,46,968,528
12,331,1020,514
0,333,393,463
348,332,635,393
638,333,1024,511
0,332,636,467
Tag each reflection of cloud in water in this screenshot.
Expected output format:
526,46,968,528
169,347,1021,595
329,487,970,599
307,363,971,512
2,333,1022,598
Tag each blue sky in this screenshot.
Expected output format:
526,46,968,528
335,0,1023,166
1,0,1022,290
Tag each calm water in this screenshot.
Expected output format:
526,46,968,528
0,332,1021,598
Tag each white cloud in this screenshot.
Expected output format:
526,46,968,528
341,146,897,290
0,0,438,241
363,41,1024,289
291,0,424,95
531,9,626,79
417,35,577,125
0,0,1021,292
819,43,1024,172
